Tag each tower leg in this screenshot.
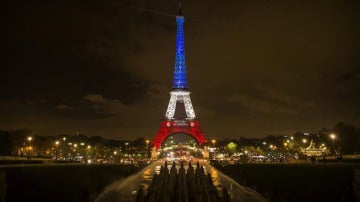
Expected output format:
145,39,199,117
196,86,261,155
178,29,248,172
165,93,177,119
184,94,196,119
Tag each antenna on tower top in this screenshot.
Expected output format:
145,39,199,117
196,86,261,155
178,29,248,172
178,2,183,16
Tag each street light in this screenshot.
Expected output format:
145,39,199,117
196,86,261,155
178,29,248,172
55,141,60,159
86,145,92,159
211,139,217,159
27,136,33,159
145,140,150,158
330,133,336,154
302,139,308,158
330,134,336,144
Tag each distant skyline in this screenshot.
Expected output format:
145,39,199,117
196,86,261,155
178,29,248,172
3,0,360,140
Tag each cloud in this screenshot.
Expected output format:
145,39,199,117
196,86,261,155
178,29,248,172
228,90,316,115
336,69,360,83
56,104,74,111
84,94,125,115
84,94,108,104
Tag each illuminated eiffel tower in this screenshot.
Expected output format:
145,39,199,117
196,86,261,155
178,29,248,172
152,4,206,149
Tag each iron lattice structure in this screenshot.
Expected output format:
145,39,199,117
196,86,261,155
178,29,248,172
152,5,206,149
173,13,187,89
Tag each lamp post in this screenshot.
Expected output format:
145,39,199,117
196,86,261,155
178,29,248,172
55,141,60,160
73,144,78,160
146,140,150,158
27,136,32,159
86,145,91,160
330,133,336,155
283,142,288,150
211,139,216,160
302,139,307,162
125,142,129,159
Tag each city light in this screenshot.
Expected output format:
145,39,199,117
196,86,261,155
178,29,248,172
27,136,32,142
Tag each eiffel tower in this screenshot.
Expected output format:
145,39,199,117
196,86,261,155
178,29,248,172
152,4,206,149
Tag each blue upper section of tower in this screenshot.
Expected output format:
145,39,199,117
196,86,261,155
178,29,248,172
172,4,188,89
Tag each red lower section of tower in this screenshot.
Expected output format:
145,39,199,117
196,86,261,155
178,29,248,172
152,120,206,149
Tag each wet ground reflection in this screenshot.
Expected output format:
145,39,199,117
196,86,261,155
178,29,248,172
96,159,266,202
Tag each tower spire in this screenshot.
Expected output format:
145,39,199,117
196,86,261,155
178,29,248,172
173,3,187,89
178,3,183,16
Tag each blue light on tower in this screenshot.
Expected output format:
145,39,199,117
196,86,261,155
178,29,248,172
173,5,188,89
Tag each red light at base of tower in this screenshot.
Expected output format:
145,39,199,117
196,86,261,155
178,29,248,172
152,120,206,149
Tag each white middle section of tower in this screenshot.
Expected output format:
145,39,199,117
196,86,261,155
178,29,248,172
165,90,196,120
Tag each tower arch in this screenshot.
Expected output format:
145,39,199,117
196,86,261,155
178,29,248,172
153,121,206,149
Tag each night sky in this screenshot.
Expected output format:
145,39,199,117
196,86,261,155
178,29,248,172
3,0,360,140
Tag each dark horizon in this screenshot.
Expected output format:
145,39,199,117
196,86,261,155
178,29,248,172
4,0,360,140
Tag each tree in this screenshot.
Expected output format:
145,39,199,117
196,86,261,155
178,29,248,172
242,146,265,156
333,122,360,154
226,142,237,155
131,138,146,150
